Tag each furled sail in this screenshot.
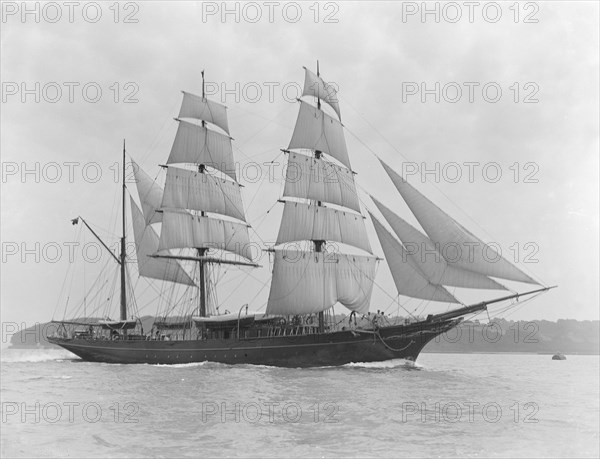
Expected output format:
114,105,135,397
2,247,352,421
302,66,341,121
167,119,237,180
178,91,229,135
131,158,163,225
371,197,506,290
158,209,252,260
380,159,538,284
266,250,377,315
277,201,372,254
283,153,361,213
162,166,246,222
130,198,194,286
370,213,458,303
288,100,350,169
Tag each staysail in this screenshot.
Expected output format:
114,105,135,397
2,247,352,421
379,159,538,284
130,197,194,286
131,158,163,225
371,197,506,290
370,213,458,303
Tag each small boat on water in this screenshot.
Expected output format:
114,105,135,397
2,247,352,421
552,353,567,360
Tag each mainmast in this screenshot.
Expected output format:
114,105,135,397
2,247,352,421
265,64,377,320
198,69,208,317
120,139,127,321
314,60,325,331
136,70,258,319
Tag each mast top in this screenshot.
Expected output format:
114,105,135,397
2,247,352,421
316,60,321,110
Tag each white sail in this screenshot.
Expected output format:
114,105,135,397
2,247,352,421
371,197,506,290
162,166,246,222
167,120,237,180
288,101,351,170
130,198,194,286
178,91,230,135
277,201,372,254
380,159,538,285
283,153,361,213
158,209,253,260
266,250,377,315
302,67,342,120
370,213,458,303
131,158,163,225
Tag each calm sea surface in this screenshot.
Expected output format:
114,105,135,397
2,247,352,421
1,349,598,458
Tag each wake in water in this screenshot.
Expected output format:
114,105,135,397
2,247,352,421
343,358,424,370
150,361,214,369
0,348,76,363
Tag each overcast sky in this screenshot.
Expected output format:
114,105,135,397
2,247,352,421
1,1,598,331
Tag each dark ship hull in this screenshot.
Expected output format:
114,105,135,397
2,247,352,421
47,318,460,367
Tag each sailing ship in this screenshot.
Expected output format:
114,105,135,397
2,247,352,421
48,65,554,367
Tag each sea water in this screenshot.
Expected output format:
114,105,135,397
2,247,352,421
1,349,598,458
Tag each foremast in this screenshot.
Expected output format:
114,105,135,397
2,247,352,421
265,63,378,323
